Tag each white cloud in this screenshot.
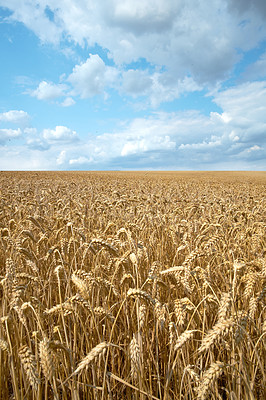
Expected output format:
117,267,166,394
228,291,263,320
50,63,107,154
27,139,50,151
149,74,202,107
235,143,265,162
211,81,266,143
2,0,266,85
31,81,66,100
61,97,75,107
0,128,21,144
0,110,29,125
229,130,240,142
247,145,262,152
0,145,54,170
1,0,62,44
25,127,50,151
73,80,266,168
121,70,202,106
56,150,66,165
101,1,266,82
24,127,37,135
179,139,222,151
213,81,266,114
43,126,78,142
121,135,175,156
68,55,118,98
101,0,180,35
37,59,202,107
122,69,152,96
1,78,266,169
69,156,93,165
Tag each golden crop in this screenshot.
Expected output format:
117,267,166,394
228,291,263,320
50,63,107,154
0,171,265,399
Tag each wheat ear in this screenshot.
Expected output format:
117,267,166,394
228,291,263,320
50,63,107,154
130,334,141,380
174,330,194,352
198,319,234,353
197,361,224,399
19,345,39,391
39,337,54,381
74,342,108,375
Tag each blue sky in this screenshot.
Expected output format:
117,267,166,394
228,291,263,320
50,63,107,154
0,0,265,170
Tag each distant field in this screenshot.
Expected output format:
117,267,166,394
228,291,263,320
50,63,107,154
0,171,265,399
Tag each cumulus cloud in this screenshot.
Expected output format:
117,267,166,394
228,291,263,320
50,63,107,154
179,139,222,151
247,145,262,152
229,130,240,142
150,74,202,107
1,0,62,44
1,76,265,169
211,81,266,144
22,125,80,152
61,97,75,107
60,112,208,169
121,70,202,106
2,0,266,85
236,144,265,163
1,79,265,170
26,138,50,151
0,145,54,170
68,55,118,98
101,0,180,35
31,81,67,100
66,80,265,169
69,156,93,165
0,128,21,144
35,57,202,107
56,150,67,165
122,69,152,96
121,135,175,156
0,110,29,125
43,126,78,142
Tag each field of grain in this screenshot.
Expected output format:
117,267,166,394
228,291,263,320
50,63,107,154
0,171,265,399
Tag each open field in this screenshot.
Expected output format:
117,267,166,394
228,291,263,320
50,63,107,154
0,171,265,399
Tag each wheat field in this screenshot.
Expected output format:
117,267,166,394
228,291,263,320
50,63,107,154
0,171,265,399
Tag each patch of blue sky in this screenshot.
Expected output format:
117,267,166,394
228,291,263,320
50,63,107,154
67,41,115,68
223,40,266,87
124,57,158,73
159,90,223,116
0,19,70,85
65,90,148,137
0,5,11,18
44,6,55,23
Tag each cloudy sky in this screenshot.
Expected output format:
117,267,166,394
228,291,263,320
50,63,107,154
0,0,266,170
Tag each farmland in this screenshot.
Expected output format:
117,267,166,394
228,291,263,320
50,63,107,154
0,171,265,399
